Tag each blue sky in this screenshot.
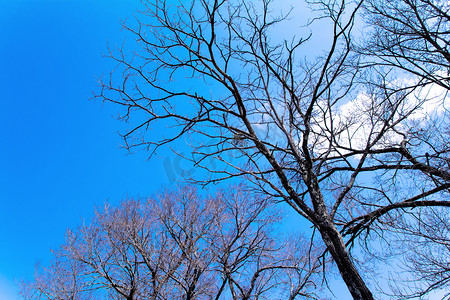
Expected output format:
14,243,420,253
0,1,178,298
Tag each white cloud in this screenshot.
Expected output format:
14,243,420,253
327,76,450,152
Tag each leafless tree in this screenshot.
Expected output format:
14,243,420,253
20,185,324,300
95,0,450,298
342,0,450,297
369,207,450,299
361,0,450,90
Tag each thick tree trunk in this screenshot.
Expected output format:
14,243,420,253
305,172,374,299
318,219,374,300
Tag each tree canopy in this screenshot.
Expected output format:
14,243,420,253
21,186,325,299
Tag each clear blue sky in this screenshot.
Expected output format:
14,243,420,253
0,1,178,298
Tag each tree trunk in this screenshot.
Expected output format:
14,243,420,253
318,219,374,300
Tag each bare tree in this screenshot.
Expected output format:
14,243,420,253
335,0,450,297
96,0,450,298
361,0,450,90
20,185,323,300
370,207,450,299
